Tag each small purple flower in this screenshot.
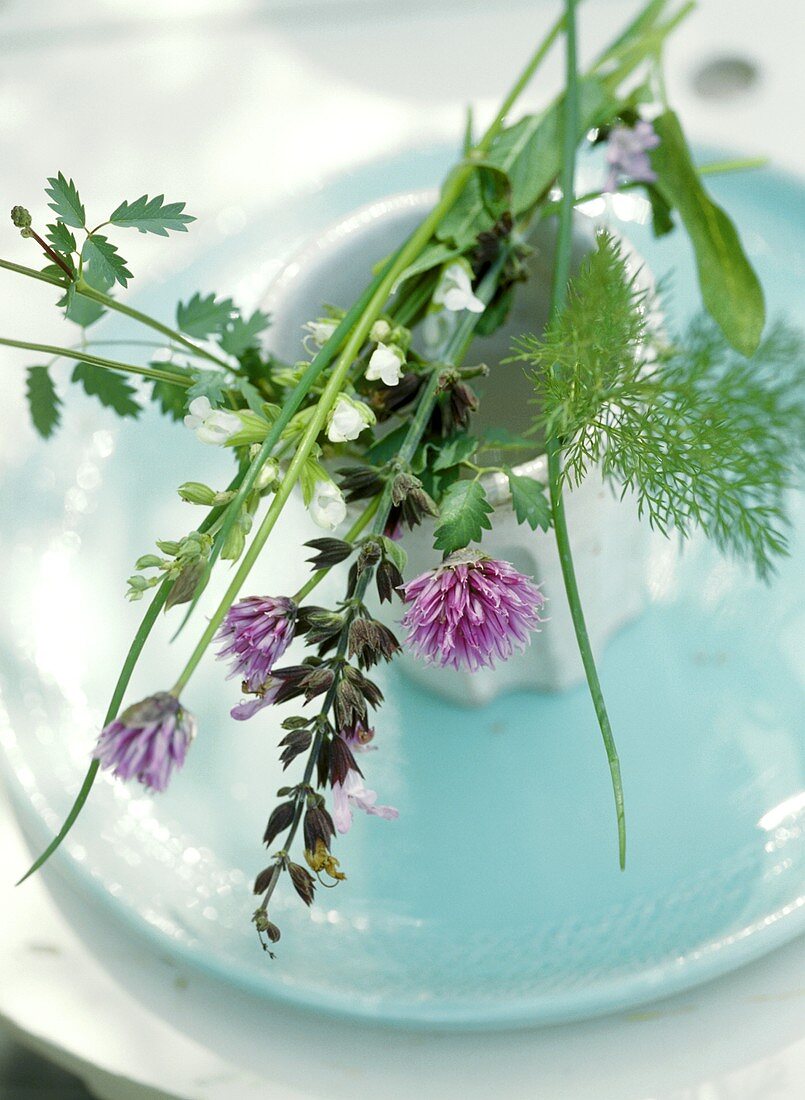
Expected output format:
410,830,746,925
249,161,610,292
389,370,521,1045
332,766,398,835
216,596,296,692
400,550,546,672
230,676,282,721
93,692,196,792
603,120,660,192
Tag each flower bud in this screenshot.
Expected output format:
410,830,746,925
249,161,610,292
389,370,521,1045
177,481,217,506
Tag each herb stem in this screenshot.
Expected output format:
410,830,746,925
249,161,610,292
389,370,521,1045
0,336,191,387
293,496,381,603
548,0,626,870
170,31,548,696
74,278,235,372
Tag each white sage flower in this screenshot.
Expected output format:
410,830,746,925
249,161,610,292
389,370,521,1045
303,318,338,347
309,480,347,530
326,395,375,443
183,396,242,445
366,343,405,387
433,261,484,314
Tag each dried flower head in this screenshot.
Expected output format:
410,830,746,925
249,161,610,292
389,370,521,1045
400,550,546,671
93,692,196,792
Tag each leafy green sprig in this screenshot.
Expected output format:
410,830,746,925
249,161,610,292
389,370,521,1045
512,234,805,578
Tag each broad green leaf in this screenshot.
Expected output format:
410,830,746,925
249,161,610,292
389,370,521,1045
82,234,133,289
187,369,229,405
46,221,77,255
487,78,617,215
45,172,85,228
109,194,195,235
505,469,552,531
176,292,235,338
433,479,493,553
219,309,271,356
25,366,62,438
72,362,141,418
391,242,460,293
650,111,765,356
432,433,478,471
437,164,510,249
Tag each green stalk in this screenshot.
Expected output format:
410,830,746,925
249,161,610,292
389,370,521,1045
548,0,626,869
75,278,235,372
17,470,248,882
16,579,172,884
0,336,191,387
170,28,562,696
0,257,231,372
293,496,380,603
256,256,507,916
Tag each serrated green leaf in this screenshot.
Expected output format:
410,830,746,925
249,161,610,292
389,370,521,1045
72,362,141,418
46,221,77,255
25,366,62,438
45,172,85,228
505,469,552,531
82,234,133,289
176,292,235,338
650,110,765,356
432,479,493,553
218,309,271,356
151,377,189,421
187,370,229,405
109,194,195,236
432,433,478,471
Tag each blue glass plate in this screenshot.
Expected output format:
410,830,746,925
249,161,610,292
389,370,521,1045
0,147,803,1029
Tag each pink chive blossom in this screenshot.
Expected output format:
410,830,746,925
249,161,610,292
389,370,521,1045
216,596,296,692
93,692,196,792
603,120,660,192
400,550,546,671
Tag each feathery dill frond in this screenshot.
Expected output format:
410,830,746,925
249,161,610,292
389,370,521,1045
511,234,805,578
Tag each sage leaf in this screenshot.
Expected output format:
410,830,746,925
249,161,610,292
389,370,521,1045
650,110,765,356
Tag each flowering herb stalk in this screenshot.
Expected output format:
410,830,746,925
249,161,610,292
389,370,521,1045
4,0,803,953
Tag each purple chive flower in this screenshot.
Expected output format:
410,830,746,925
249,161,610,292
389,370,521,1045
400,550,546,672
216,596,296,692
603,120,660,192
93,692,196,792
